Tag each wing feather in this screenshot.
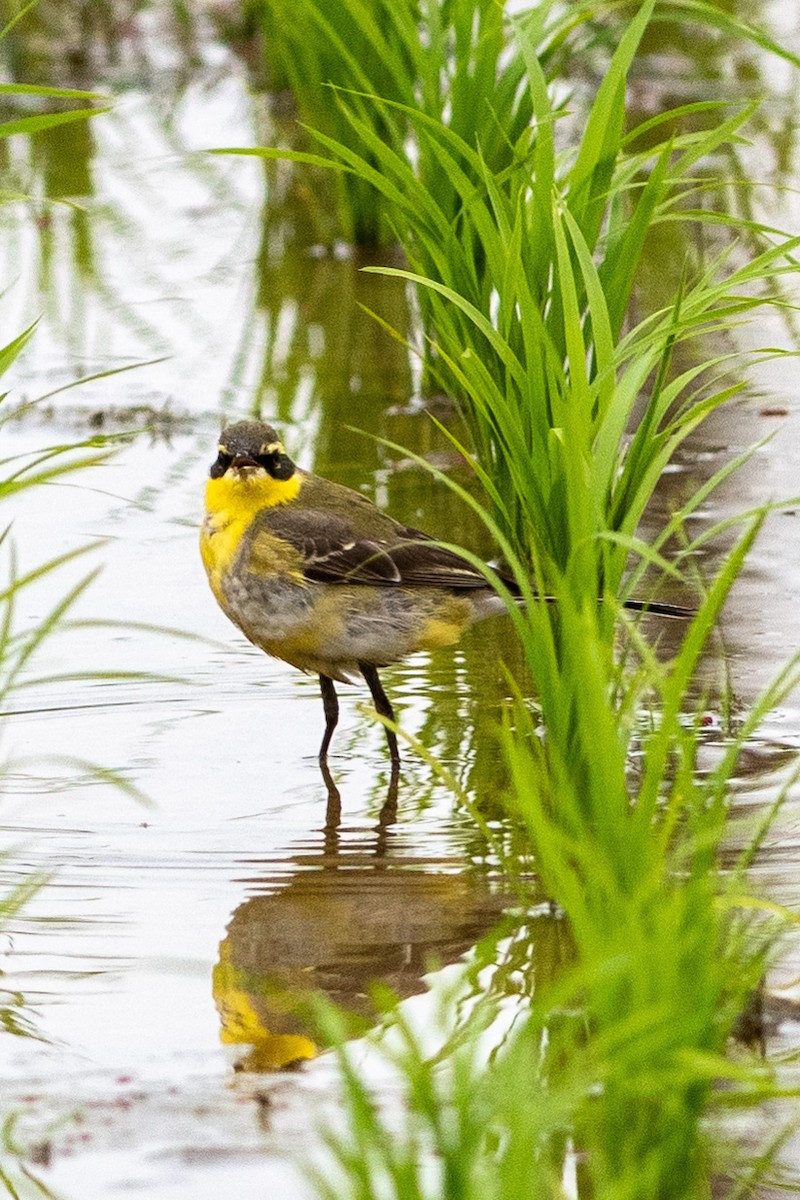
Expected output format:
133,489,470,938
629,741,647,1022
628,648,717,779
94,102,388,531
259,506,489,590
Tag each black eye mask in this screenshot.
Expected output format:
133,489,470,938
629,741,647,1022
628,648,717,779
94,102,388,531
258,451,295,481
209,449,232,479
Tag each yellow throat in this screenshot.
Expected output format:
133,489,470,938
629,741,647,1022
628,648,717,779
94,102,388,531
200,469,302,601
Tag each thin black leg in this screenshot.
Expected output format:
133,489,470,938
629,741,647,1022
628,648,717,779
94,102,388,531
319,673,339,763
359,662,400,768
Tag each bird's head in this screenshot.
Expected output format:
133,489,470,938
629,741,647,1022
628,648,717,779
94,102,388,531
210,421,297,484
205,421,301,517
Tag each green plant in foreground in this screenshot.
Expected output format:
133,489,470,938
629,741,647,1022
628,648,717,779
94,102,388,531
229,3,800,1197
498,550,800,1198
309,520,800,1200
315,496,795,1192
311,898,792,1200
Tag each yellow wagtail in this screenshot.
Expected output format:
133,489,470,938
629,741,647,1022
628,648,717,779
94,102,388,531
200,420,687,767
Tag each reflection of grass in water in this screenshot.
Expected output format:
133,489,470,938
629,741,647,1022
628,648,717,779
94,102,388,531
295,609,530,826
0,7,270,408
0,371,192,1193
0,368,115,1192
0,65,117,1139
386,619,533,816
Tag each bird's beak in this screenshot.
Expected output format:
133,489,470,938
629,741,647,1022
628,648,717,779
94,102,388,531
230,455,262,478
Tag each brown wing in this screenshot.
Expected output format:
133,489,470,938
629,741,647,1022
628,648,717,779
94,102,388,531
261,506,490,590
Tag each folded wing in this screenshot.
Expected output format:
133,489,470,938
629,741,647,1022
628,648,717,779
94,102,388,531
260,507,491,590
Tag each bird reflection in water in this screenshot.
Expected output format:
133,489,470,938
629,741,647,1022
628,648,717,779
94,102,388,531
213,764,509,1071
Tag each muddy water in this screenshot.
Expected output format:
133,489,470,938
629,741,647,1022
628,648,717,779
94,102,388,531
1,3,800,1198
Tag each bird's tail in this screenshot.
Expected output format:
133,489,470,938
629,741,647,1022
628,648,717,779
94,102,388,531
473,588,693,621
620,597,693,619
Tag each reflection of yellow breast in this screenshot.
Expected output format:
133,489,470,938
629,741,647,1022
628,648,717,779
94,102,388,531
213,946,317,1070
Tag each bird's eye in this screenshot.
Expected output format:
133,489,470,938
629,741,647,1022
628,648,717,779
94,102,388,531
209,450,233,479
257,451,295,481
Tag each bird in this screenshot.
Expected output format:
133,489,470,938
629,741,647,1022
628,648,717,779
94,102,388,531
200,420,689,769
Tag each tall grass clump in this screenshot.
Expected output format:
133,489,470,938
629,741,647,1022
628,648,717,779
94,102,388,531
493,541,800,1197
229,0,799,580
307,504,800,1198
254,0,795,249
255,0,569,245
223,1,800,1196
310,526,800,1198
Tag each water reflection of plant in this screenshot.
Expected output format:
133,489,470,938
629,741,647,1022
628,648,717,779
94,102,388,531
0,362,118,1200
0,80,171,1197
0,52,112,1018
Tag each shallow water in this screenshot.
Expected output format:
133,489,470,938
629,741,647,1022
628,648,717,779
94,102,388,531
2,3,800,1197
2,412,531,1195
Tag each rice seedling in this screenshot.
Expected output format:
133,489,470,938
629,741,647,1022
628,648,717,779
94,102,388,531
309,508,800,1200
254,0,536,244
0,327,124,965
219,2,800,1195
225,0,799,577
0,337,119,1196
251,0,796,247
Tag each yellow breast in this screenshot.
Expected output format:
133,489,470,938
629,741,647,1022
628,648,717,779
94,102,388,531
200,470,302,603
